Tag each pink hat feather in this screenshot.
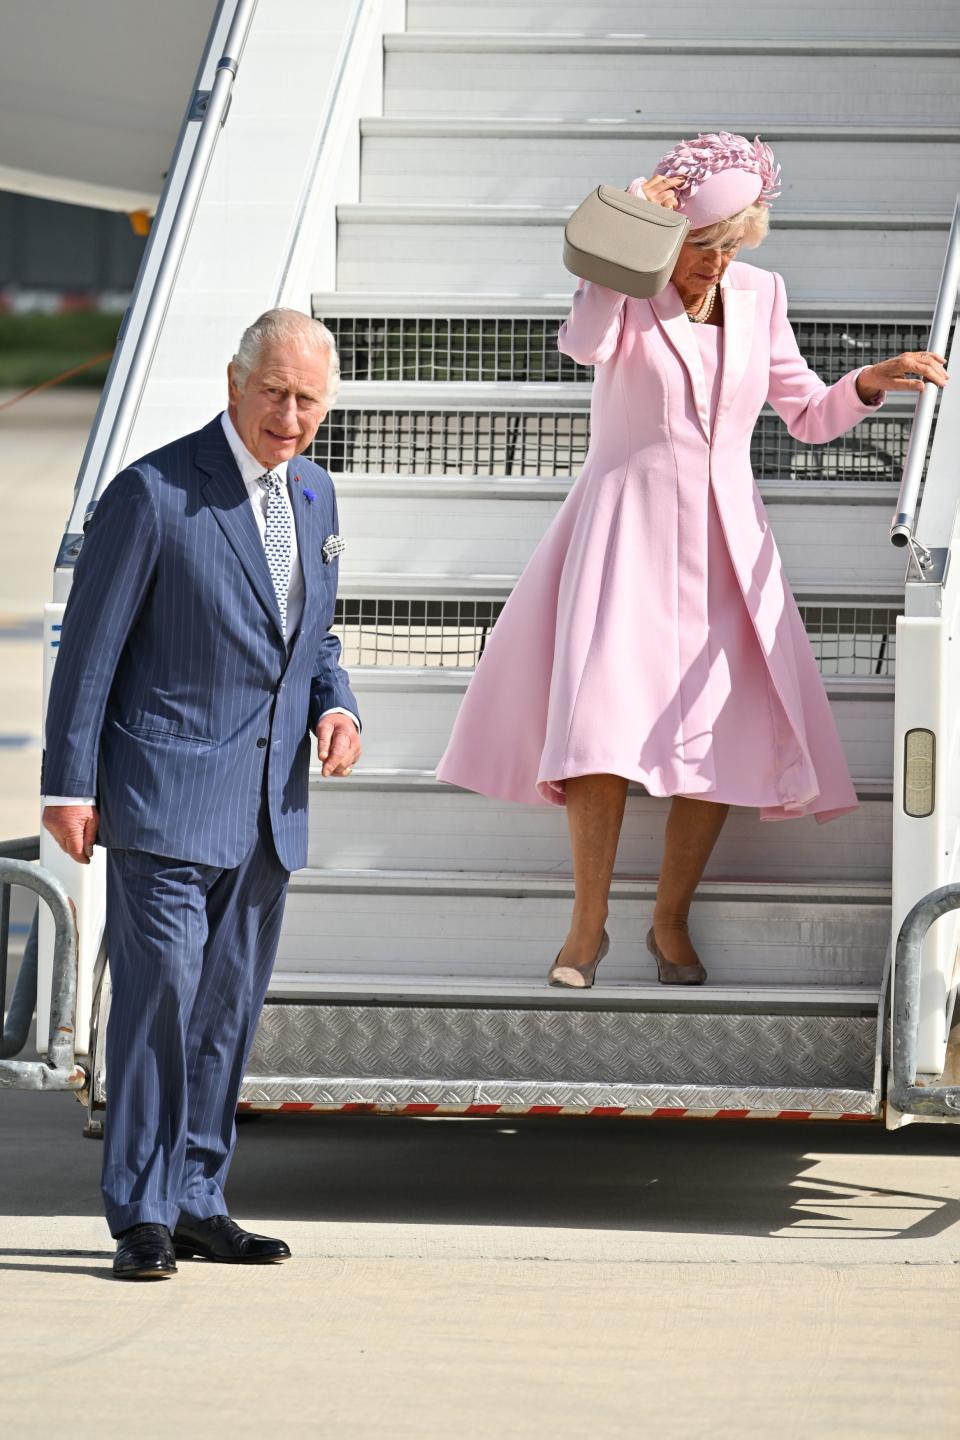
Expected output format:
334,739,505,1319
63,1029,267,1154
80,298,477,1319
652,132,781,230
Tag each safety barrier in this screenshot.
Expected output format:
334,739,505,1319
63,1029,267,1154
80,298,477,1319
0,845,84,1091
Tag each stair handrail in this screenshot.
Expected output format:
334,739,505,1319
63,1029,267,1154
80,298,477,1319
889,194,960,561
58,0,258,568
890,881,960,1117
0,837,40,1061
0,858,84,1092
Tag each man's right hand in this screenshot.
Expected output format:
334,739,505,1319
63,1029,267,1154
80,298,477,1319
42,804,99,864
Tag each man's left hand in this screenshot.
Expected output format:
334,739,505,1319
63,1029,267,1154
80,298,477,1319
316,715,362,777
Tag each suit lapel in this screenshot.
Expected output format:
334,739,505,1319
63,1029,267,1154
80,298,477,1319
195,422,286,642
287,465,320,657
716,280,756,426
650,284,711,441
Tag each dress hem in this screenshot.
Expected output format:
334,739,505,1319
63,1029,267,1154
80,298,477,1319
434,762,858,824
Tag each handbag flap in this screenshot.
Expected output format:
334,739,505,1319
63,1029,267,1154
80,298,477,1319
596,185,687,229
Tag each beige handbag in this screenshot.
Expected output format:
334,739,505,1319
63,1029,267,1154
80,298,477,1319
563,185,690,299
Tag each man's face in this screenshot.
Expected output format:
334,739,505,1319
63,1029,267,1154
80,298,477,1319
227,341,330,469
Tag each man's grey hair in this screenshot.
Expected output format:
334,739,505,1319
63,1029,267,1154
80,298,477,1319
231,308,341,408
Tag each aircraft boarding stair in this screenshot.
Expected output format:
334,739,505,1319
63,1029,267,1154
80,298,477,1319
240,1,959,1120
6,0,960,1129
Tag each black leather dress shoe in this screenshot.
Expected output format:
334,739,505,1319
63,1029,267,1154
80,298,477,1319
113,1223,177,1280
173,1213,291,1264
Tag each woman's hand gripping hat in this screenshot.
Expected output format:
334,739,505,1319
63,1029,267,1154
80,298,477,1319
653,132,781,230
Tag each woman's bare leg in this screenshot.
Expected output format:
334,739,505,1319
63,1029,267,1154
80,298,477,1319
555,773,629,972
653,796,730,967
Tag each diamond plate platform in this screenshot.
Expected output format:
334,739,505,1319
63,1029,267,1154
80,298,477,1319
242,1002,879,1114
236,1076,879,1118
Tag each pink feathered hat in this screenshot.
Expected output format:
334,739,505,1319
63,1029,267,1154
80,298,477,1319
653,132,781,230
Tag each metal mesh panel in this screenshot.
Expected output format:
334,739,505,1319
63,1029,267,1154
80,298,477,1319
324,315,583,383
791,319,950,386
322,314,949,386
316,409,591,476
803,605,898,678
315,407,913,482
334,598,899,677
751,414,918,482
335,598,505,668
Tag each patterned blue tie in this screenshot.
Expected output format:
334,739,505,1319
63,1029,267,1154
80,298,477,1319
259,470,292,638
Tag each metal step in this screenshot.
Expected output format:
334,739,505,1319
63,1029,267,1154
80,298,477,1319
313,391,915,486
316,294,933,322
331,577,900,679
361,119,960,213
334,473,906,585
306,768,892,882
275,868,888,990
346,669,893,776
318,408,914,483
242,999,882,1117
404,0,959,41
314,386,917,482
313,297,941,388
382,36,960,127
336,204,950,304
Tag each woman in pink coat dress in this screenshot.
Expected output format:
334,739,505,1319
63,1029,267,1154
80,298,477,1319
436,133,949,988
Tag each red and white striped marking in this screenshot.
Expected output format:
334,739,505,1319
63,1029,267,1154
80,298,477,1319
237,1101,876,1121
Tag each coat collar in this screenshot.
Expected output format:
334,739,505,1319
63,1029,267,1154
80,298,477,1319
650,283,711,440
649,269,757,441
716,281,756,427
195,418,286,643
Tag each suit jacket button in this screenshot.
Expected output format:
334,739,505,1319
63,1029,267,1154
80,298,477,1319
256,737,268,749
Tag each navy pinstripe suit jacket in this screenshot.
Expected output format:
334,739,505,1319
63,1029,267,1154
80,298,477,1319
43,416,359,870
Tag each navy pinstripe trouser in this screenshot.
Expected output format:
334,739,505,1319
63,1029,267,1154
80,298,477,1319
101,797,289,1236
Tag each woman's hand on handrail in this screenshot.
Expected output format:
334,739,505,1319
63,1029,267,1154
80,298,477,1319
856,351,949,404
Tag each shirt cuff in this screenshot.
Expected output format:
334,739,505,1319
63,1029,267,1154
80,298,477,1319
317,707,360,732
42,796,96,807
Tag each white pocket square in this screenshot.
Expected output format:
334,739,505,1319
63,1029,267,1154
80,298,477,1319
322,533,346,564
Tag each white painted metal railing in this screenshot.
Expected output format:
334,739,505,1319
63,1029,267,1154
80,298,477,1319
55,0,258,598
890,200,960,1091
889,194,960,560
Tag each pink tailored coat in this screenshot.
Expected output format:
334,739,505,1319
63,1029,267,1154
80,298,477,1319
436,261,883,822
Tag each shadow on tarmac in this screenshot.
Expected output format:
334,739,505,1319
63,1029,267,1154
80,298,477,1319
3,1081,959,1245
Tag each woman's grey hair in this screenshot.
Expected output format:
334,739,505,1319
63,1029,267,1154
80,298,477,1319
690,201,769,250
231,308,341,408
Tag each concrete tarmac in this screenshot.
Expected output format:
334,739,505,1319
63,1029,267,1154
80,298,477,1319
3,394,960,1437
3,1092,960,1438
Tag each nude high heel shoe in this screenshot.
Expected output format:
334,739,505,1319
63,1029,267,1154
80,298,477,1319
548,930,610,989
646,923,707,985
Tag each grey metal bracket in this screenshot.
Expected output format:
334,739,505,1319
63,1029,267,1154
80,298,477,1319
54,533,85,569
189,83,234,127
905,543,950,587
0,858,85,1092
189,89,212,120
889,882,960,1118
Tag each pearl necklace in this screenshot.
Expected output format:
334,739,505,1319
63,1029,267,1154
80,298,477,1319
685,285,718,324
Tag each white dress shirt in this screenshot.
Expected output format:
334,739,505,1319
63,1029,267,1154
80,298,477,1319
220,409,306,637
44,412,357,806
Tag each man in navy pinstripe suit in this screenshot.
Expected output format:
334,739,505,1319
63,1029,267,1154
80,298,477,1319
42,310,361,1279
